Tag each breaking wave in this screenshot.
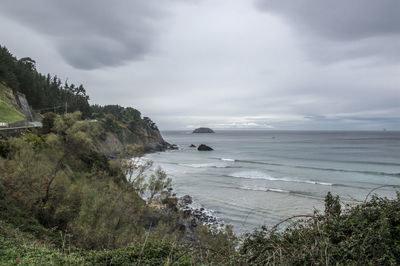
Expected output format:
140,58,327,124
240,185,289,193
235,160,400,177
180,163,229,168
229,171,333,186
220,158,235,162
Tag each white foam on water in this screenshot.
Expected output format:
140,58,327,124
180,163,228,168
267,188,288,193
240,185,289,194
229,171,333,186
221,158,235,162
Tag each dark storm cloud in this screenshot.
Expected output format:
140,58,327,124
255,0,400,62
0,0,166,69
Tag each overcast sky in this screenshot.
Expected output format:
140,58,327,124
0,0,399,130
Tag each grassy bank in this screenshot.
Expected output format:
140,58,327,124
0,83,25,124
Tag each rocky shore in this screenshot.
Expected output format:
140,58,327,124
179,195,223,229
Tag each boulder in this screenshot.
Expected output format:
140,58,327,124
189,144,196,148
167,144,179,150
198,144,213,151
192,127,215,133
179,195,193,206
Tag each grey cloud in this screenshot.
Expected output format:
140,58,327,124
305,36,400,63
255,0,400,62
304,114,400,126
0,0,166,69
255,0,400,41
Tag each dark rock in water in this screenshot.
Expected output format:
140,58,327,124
192,127,215,133
179,195,193,206
198,144,213,151
189,144,196,148
167,144,179,150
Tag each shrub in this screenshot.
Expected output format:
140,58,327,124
41,112,57,134
240,192,400,265
0,136,9,158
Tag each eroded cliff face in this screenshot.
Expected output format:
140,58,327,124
95,123,168,158
15,93,33,122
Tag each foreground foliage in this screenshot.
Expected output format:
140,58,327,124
1,220,239,265
240,192,400,265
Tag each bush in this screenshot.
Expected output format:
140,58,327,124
240,192,400,265
0,136,9,158
41,112,57,134
82,237,193,265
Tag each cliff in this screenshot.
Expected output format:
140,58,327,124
96,122,168,158
14,92,33,122
89,105,169,157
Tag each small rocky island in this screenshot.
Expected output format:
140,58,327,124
192,127,215,133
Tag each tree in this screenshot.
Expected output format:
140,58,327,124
41,112,57,134
0,45,92,116
18,57,36,71
147,167,172,203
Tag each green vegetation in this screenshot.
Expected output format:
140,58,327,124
0,219,233,265
0,112,236,265
240,192,400,265
0,83,25,123
0,46,90,117
0,46,164,153
89,104,167,154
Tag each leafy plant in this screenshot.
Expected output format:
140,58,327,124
240,191,400,265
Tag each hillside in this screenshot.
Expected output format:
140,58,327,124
0,219,195,265
0,46,91,117
90,104,169,154
0,46,167,151
0,112,237,265
0,83,25,124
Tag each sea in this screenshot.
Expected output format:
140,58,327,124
145,130,400,234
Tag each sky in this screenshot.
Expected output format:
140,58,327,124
0,0,399,130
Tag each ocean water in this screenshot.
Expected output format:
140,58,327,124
145,130,400,233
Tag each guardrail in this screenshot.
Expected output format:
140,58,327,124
0,123,42,137
0,125,38,131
